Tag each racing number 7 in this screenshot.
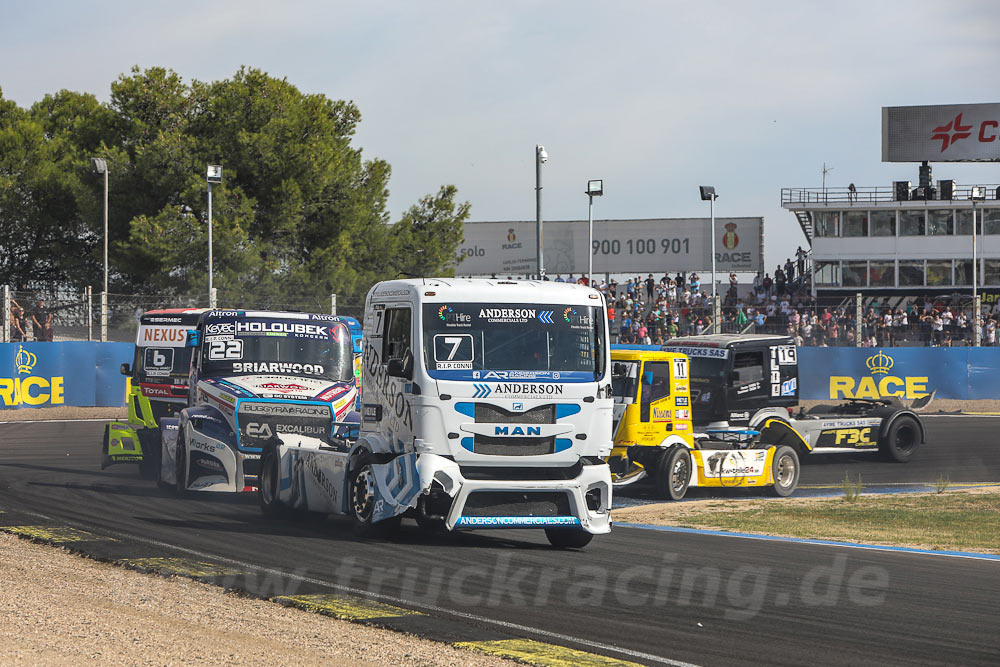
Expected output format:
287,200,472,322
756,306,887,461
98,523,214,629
442,336,464,360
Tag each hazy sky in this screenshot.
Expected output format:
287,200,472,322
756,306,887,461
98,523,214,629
3,0,999,271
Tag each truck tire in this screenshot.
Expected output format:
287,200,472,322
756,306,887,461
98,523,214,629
348,454,401,537
137,429,160,480
259,444,289,518
768,445,800,497
545,528,593,549
654,446,691,501
880,415,920,463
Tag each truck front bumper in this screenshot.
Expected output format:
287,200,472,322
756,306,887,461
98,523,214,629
415,455,612,534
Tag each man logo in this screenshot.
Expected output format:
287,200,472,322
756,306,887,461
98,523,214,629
722,223,739,250
866,350,893,375
15,346,37,374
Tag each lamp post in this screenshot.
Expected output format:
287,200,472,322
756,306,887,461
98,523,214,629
699,186,719,302
971,186,985,346
206,165,223,308
90,158,109,295
585,180,603,287
535,145,547,280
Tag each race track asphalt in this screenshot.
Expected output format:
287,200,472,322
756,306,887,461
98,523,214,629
0,416,997,667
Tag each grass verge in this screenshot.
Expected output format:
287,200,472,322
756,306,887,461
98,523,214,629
615,491,1000,554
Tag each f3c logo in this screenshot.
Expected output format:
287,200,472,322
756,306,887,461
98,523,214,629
833,427,873,445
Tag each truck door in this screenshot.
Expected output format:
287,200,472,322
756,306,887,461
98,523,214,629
639,361,672,423
729,349,767,411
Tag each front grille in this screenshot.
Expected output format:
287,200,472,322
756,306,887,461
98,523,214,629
463,491,570,517
473,435,555,456
460,462,583,480
475,403,554,424
149,399,181,424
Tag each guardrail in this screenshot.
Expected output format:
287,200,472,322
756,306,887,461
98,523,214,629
782,185,1000,205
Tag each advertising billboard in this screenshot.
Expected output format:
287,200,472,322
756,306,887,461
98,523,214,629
1,342,132,409
882,103,1000,162
456,217,762,276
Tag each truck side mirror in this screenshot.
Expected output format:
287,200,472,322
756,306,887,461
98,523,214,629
642,371,653,386
387,358,407,379
185,330,200,347
729,371,740,383
120,363,131,376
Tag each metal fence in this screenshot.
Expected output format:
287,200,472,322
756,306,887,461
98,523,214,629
2,286,365,344
5,284,991,347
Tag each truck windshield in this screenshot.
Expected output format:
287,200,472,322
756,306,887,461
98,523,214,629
422,303,604,379
611,360,639,401
199,319,353,381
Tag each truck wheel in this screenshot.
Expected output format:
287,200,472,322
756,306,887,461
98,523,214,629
259,445,288,518
348,456,400,537
545,529,593,549
137,429,159,480
880,415,920,463
769,445,800,497
654,447,691,501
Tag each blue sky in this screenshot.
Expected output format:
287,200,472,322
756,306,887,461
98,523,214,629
3,0,999,270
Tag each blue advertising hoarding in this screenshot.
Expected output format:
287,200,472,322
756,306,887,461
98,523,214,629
1,342,133,409
798,347,1000,400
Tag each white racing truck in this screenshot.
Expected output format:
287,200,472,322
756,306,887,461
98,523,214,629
258,278,614,548
156,310,359,494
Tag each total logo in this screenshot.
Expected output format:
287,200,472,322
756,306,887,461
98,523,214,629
0,345,65,407
931,112,999,152
829,350,929,400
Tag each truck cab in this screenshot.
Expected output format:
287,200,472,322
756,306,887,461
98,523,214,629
157,310,358,494
262,278,613,548
102,308,206,477
659,334,798,427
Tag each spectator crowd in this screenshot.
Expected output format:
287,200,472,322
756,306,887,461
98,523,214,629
7,297,54,342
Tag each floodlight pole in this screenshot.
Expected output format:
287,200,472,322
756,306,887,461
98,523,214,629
208,181,214,307
585,180,603,287
102,168,109,295
535,145,545,280
710,194,717,304
973,195,979,346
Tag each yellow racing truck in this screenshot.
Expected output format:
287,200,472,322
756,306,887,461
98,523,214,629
101,308,206,478
609,349,802,499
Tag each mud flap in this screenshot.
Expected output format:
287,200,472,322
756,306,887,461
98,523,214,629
370,452,424,523
102,422,143,469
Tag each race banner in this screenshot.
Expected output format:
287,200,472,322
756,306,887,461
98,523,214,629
798,347,999,400
1,342,132,409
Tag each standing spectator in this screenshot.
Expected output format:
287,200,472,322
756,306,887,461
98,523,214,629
645,274,656,303
10,304,27,342
784,257,795,284
689,273,700,293
675,271,685,290
554,274,565,283
984,317,997,346
774,265,786,295
762,272,772,296
796,246,807,278
32,299,54,342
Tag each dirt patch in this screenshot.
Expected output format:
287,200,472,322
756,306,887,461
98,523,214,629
0,532,514,666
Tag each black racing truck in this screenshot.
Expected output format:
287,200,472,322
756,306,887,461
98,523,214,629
620,334,924,462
